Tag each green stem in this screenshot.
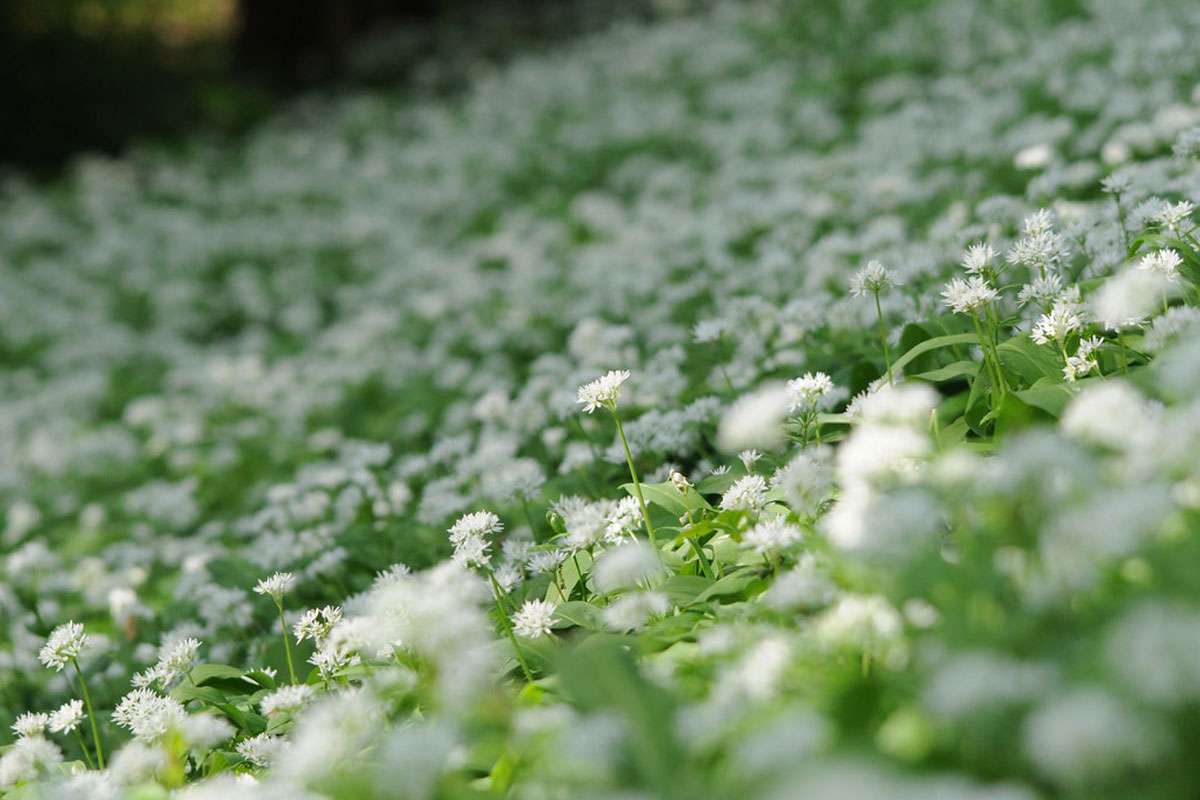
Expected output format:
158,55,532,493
1117,329,1130,374
612,409,656,546
687,537,715,579
520,497,539,539
73,659,104,769
1114,192,1130,254
276,602,297,684
489,573,534,683
873,291,893,384
969,313,1003,402
74,726,95,770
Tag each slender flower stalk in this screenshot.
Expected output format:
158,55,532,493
74,727,95,770
72,659,105,769
613,410,656,546
577,370,657,546
851,260,901,384
873,291,893,384
489,572,535,683
276,602,297,684
254,572,298,684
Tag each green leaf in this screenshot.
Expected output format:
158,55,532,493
190,664,251,693
545,550,592,603
242,669,278,690
556,636,684,796
670,519,716,546
553,601,606,631
620,481,711,518
1015,377,1080,418
893,333,978,377
695,471,738,495
909,360,978,383
172,683,228,705
691,568,763,604
659,574,714,606
996,335,1063,386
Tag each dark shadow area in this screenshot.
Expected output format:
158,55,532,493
1,0,677,176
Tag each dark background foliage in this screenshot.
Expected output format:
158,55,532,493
0,0,670,174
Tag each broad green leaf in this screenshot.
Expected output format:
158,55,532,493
171,683,228,706
553,600,606,630
620,480,711,517
691,568,764,604
696,471,739,495
1014,378,1078,418
659,574,714,606
189,664,250,693
893,333,978,376
996,335,1063,386
556,636,685,796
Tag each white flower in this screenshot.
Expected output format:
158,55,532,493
720,474,769,511
853,382,939,426
815,595,903,649
1061,336,1104,383
592,541,664,594
742,518,805,554
153,637,202,686
849,260,900,296
961,242,995,275
1091,268,1177,329
11,712,49,740
447,510,503,545
730,636,792,701
451,534,492,568
1031,300,1083,345
1023,688,1166,787
38,622,88,671
47,700,85,735
501,538,532,564
180,714,235,750
293,605,343,645
1101,174,1132,194
738,449,762,471
1017,273,1064,307
717,383,791,452
1007,211,1070,271
253,572,296,601
602,496,642,544
786,372,834,412
527,549,567,575
941,276,999,314
237,733,287,768
576,370,631,413
1060,382,1157,450
512,599,557,639
493,562,523,592
1154,200,1194,235
1137,249,1183,282
0,736,62,787
259,684,315,716
112,689,186,744
602,591,669,632
309,640,360,679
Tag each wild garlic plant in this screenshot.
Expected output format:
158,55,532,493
6,0,1200,798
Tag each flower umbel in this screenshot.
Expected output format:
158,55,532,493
512,599,558,639
577,370,631,413
38,623,87,672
